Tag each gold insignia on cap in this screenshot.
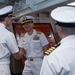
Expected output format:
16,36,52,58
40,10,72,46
22,17,27,21
45,43,60,55
21,16,34,24
22,20,33,24
8,13,15,17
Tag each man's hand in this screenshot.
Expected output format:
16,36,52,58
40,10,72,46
19,48,25,57
13,47,25,60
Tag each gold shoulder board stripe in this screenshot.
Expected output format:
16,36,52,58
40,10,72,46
36,30,42,34
20,33,25,37
45,43,60,55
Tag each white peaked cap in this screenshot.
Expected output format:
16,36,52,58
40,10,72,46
19,16,34,24
51,6,75,23
0,6,13,16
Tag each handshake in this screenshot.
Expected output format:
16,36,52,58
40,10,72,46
19,48,25,57
13,47,25,60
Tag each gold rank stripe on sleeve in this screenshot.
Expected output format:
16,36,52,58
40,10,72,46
45,43,60,55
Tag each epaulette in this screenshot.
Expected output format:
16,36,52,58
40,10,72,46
36,30,42,34
45,43,60,55
20,33,25,38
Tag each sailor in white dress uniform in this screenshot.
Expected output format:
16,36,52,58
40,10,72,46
0,6,24,75
40,6,75,75
18,16,49,75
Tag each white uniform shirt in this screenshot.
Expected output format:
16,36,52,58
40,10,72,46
18,29,49,58
0,23,19,64
40,35,75,75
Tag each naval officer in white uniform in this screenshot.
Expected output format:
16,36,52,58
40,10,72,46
40,6,75,75
18,16,49,75
0,6,25,75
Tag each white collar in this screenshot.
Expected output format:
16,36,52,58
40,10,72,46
0,23,6,28
25,29,36,37
60,35,75,43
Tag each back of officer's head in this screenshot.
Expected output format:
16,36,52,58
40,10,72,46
51,6,75,35
0,5,14,22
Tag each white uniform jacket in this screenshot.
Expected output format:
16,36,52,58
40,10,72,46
40,35,75,75
18,29,49,58
0,23,19,64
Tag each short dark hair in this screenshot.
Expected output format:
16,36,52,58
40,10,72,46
0,16,6,21
0,12,13,21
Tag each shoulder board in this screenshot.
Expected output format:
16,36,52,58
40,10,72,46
20,33,25,37
45,43,60,55
36,30,42,34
